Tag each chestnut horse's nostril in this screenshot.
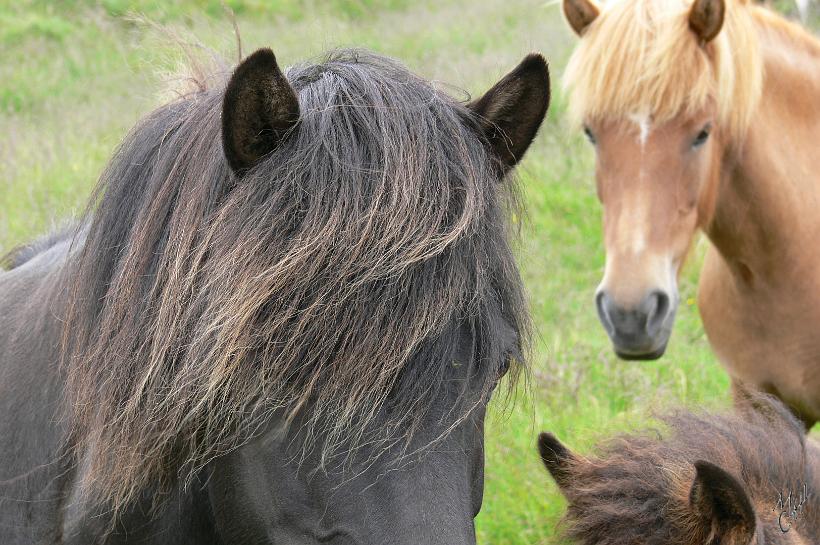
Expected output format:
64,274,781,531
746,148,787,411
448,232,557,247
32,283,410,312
644,290,670,336
595,291,617,337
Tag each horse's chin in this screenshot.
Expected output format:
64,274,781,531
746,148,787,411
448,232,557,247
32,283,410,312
614,344,668,361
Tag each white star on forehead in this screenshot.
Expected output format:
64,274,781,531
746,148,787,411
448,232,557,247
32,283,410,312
629,112,652,146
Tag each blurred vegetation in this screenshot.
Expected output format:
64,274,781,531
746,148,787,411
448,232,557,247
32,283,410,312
0,0,816,543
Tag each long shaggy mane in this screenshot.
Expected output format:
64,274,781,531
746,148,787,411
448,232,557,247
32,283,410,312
557,395,819,544
61,50,528,511
563,0,764,142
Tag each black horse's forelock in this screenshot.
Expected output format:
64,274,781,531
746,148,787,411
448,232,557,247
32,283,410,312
60,49,528,511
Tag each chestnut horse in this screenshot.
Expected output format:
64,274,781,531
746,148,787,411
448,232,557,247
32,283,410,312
562,0,820,427
538,392,820,544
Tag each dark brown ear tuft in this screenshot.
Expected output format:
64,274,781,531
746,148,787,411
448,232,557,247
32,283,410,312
538,432,576,492
468,53,550,172
689,0,725,44
563,0,600,36
690,460,757,543
222,48,300,174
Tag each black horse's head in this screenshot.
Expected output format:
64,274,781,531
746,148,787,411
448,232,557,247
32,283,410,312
61,47,549,544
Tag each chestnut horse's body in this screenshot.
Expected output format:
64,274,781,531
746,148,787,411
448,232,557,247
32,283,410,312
562,0,820,427
699,16,820,427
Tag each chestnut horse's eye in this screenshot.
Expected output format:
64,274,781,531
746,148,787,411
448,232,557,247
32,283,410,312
583,125,597,145
692,124,712,148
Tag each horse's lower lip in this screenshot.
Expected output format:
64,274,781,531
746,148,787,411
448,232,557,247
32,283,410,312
614,346,666,360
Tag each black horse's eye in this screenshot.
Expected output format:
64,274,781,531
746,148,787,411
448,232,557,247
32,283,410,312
583,125,597,145
496,357,512,381
692,124,712,148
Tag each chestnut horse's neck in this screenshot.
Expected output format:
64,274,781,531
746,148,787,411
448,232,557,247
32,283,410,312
706,14,820,283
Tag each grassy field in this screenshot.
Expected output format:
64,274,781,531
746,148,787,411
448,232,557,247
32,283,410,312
0,0,774,542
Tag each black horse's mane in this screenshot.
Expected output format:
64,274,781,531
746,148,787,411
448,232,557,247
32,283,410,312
59,49,528,511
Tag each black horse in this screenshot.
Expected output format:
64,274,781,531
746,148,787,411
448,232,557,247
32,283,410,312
0,47,549,544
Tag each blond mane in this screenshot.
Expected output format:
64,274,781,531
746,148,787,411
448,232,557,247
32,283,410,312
563,0,764,141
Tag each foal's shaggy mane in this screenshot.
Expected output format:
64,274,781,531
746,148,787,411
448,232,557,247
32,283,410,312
61,49,528,511
563,0,765,142
556,395,818,544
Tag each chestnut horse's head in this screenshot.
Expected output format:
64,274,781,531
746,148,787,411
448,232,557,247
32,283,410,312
562,0,762,358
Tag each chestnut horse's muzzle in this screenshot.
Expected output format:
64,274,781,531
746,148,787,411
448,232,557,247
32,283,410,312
595,289,676,360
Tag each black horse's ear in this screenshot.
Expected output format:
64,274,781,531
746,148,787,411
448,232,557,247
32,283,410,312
222,48,300,174
468,54,550,171
689,460,757,543
538,432,576,493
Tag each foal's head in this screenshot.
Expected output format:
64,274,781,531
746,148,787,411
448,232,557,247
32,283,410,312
562,0,763,358
539,394,818,545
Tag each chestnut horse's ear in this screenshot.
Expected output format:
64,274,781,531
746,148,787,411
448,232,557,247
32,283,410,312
563,0,600,36
222,48,300,174
468,54,550,171
689,460,757,543
538,432,576,493
689,0,725,44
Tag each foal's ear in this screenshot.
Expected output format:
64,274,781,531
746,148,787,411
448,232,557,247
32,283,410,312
563,0,600,36
222,48,300,174
689,460,757,543
468,54,550,171
689,0,725,44
538,432,576,493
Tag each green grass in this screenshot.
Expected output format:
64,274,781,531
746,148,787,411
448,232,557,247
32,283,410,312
0,0,783,542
